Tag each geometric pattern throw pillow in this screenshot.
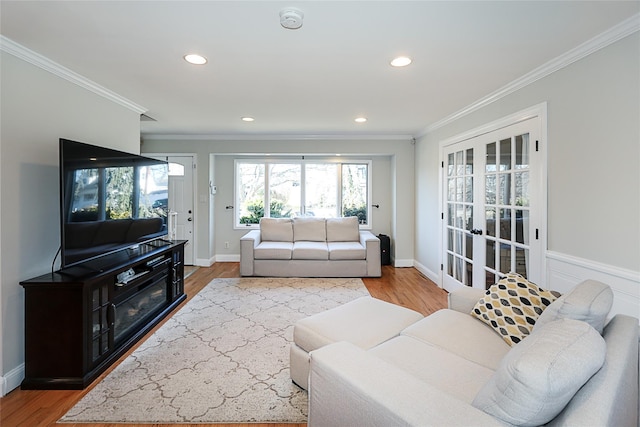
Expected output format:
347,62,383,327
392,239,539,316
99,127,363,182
471,273,560,346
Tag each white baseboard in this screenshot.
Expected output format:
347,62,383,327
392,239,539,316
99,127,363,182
195,257,215,267
1,363,24,396
546,251,639,320
413,260,440,285
215,254,241,262
394,258,414,268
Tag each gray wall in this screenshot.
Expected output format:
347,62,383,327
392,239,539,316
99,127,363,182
141,139,414,266
0,51,141,393
415,33,640,277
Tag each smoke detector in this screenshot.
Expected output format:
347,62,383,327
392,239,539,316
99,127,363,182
280,7,304,29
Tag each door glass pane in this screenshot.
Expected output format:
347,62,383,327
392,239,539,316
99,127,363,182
515,172,529,207
447,178,455,201
269,164,300,218
448,228,454,251
515,209,528,244
486,142,496,172
500,138,511,171
485,174,496,204
486,207,496,237
465,177,473,203
455,230,463,255
456,151,464,175
465,261,473,286
465,205,473,231
466,234,473,260
515,247,528,277
486,240,496,268
456,178,464,202
466,148,474,174
500,244,511,273
448,204,455,226
448,253,454,276
498,173,511,205
485,271,496,290
448,153,455,176
500,208,511,240
515,133,529,169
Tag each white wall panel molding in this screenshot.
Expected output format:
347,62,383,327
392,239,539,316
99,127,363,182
418,13,640,137
546,251,639,320
0,35,146,114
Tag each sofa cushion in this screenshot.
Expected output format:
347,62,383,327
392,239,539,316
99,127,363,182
326,216,360,242
471,273,559,346
292,241,329,260
370,335,495,404
260,217,293,242
472,318,606,427
254,241,293,260
328,241,366,260
534,279,613,334
294,296,423,354
293,217,326,241
401,309,510,370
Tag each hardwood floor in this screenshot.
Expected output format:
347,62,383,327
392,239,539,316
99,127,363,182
0,264,447,427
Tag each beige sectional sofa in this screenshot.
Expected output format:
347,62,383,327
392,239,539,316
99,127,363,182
305,278,639,426
240,216,381,277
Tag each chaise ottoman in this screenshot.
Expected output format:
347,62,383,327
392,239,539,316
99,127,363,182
290,296,424,390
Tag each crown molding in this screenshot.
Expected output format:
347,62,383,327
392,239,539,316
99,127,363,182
417,13,640,137
0,35,147,114
142,133,414,141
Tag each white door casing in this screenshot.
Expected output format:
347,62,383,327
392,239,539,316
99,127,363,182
439,104,547,292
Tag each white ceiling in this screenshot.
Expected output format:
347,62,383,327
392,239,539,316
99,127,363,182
1,1,638,139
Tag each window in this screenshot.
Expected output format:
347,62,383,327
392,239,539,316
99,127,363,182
235,159,371,227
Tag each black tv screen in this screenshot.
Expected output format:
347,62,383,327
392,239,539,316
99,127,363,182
59,138,169,270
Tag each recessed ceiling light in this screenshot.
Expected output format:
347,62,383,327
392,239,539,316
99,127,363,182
354,117,367,123
241,117,255,122
390,56,412,67
184,54,207,65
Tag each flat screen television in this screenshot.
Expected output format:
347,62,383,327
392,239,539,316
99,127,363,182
59,138,169,270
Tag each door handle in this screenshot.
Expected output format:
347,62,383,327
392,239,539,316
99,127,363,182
470,229,483,235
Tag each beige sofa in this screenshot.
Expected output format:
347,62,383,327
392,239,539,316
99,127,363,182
306,279,639,426
240,216,381,277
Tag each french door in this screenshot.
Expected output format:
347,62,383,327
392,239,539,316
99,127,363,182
441,114,544,292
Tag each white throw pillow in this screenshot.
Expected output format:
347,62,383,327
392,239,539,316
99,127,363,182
472,318,606,426
326,216,360,242
260,218,293,242
534,279,613,334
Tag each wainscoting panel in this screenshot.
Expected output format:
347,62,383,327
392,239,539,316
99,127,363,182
546,251,639,320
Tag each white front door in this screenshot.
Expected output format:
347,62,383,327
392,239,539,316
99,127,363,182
441,112,545,292
168,156,195,265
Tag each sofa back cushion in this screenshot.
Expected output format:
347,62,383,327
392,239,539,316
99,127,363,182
472,318,606,426
293,217,326,241
534,279,613,334
326,216,360,242
260,218,293,242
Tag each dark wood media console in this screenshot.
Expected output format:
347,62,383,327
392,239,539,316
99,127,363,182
20,240,187,389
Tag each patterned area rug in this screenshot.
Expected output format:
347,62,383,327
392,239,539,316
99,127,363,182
59,277,369,424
